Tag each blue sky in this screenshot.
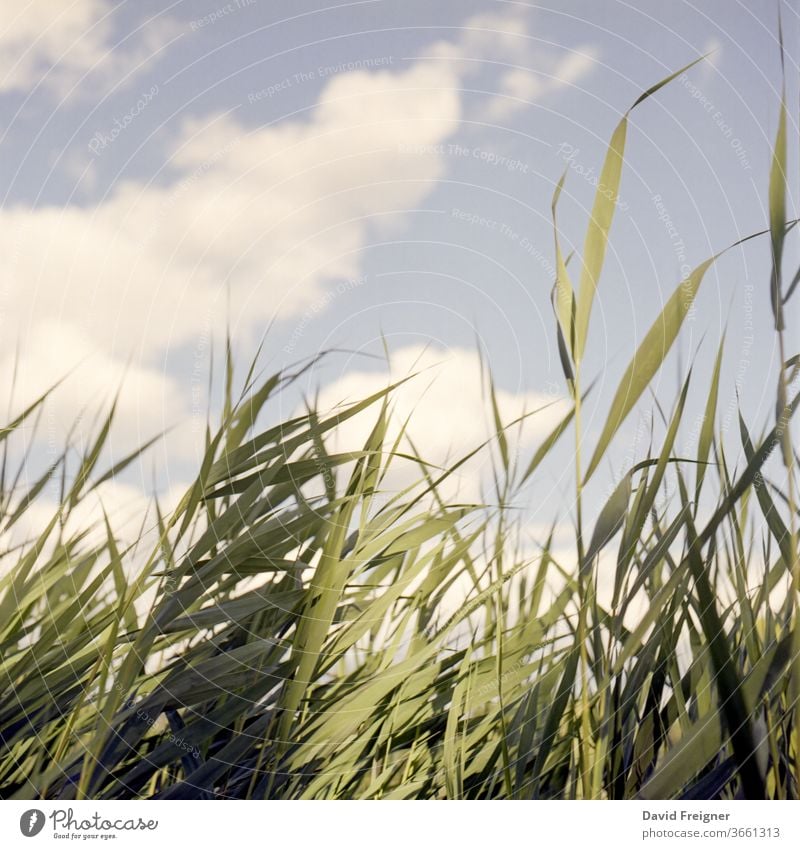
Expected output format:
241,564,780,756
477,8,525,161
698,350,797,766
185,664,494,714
0,0,797,540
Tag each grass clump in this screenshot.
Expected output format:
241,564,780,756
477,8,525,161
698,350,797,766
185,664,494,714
0,55,799,801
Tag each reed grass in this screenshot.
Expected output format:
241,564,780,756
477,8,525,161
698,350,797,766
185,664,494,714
0,55,798,800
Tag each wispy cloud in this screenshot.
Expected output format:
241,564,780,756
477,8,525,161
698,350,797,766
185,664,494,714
1,4,587,473
0,0,181,96
486,47,599,121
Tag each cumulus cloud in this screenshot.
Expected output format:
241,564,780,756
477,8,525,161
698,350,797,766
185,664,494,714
0,0,108,92
0,319,182,432
0,5,596,362
0,5,594,495
0,0,180,95
313,345,568,501
0,52,466,485
421,8,598,122
1,59,462,361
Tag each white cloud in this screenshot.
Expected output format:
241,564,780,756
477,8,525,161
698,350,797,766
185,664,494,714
313,345,568,501
3,476,151,550
487,47,599,121
0,5,593,365
427,8,533,67
0,0,109,92
0,1,180,96
420,8,597,122
0,474,193,619
0,59,462,360
0,54,465,508
0,6,594,502
0,319,205,497
0,319,183,442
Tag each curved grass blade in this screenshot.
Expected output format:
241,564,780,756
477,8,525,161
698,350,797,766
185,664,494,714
573,57,705,364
